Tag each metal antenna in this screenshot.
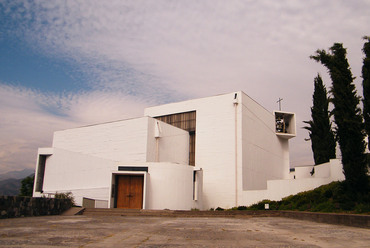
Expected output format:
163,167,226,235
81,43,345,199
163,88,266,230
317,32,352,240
277,98,283,111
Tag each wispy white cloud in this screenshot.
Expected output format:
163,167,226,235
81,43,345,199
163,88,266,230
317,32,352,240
0,84,146,172
7,0,368,99
0,84,70,172
1,0,370,172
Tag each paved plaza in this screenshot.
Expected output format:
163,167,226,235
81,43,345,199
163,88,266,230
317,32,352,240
0,215,369,247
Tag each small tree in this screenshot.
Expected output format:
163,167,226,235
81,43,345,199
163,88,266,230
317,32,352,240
304,74,336,165
311,43,368,192
19,175,34,197
362,36,370,150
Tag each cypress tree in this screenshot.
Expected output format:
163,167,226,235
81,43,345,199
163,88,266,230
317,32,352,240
311,43,368,192
304,74,336,165
362,36,370,150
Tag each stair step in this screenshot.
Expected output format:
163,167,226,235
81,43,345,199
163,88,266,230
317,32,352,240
81,208,280,217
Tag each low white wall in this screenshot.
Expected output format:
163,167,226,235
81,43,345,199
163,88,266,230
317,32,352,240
314,162,330,178
240,177,335,206
238,159,345,207
294,166,314,179
95,199,109,208
145,163,199,210
328,159,345,181
291,159,344,180
266,177,334,201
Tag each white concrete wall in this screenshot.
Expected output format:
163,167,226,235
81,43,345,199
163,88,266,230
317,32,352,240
240,159,345,206
52,116,189,165
35,116,191,208
146,118,189,164
314,162,330,178
240,177,335,206
145,91,295,209
145,163,197,210
108,163,200,210
35,148,198,209
145,91,293,209
290,159,344,181
295,166,314,179
241,93,290,191
145,92,240,209
265,177,334,201
313,159,344,180
34,148,119,206
52,117,150,163
328,159,345,181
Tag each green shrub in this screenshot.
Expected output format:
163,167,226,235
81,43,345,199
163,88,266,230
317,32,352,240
54,192,76,206
247,199,280,210
248,181,370,214
311,201,336,212
354,203,370,213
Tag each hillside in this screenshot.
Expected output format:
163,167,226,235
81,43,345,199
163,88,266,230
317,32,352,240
0,169,35,196
0,178,22,196
0,168,34,181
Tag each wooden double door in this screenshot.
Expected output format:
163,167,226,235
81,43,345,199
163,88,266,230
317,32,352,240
116,175,144,209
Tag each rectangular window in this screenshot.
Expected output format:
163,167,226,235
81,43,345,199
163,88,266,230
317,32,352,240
155,111,196,165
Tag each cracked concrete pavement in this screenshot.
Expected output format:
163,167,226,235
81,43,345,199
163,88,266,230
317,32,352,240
0,215,369,247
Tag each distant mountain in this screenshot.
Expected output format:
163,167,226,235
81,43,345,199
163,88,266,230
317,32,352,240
0,168,34,181
0,169,35,196
0,178,22,196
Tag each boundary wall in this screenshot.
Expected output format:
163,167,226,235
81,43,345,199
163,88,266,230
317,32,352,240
0,196,72,219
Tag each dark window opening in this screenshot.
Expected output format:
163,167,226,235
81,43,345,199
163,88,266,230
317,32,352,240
118,166,148,172
193,171,197,200
35,155,47,192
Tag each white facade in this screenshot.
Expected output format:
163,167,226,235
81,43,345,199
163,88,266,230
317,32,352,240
33,91,344,210
33,117,197,209
144,91,296,208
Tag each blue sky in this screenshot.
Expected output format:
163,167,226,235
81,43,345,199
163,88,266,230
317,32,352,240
0,38,87,93
0,0,369,173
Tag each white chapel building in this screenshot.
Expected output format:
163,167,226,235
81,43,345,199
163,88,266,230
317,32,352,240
33,91,344,210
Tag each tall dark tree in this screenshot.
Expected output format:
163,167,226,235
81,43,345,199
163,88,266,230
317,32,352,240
311,43,368,191
304,74,336,165
19,175,34,197
362,36,370,150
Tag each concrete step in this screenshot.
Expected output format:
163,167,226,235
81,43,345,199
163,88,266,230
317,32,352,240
62,207,85,216
82,208,280,218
